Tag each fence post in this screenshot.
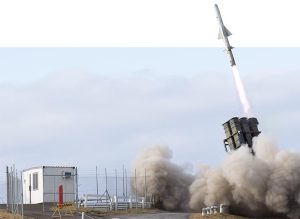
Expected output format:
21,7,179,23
42,166,45,212
16,169,19,214
21,172,24,219
125,168,128,198
11,166,14,212
105,168,109,212
75,167,79,210
122,165,125,200
125,168,128,210
84,194,87,207
53,176,55,202
6,166,9,210
129,197,132,209
135,169,137,211
96,166,99,198
144,168,147,203
115,169,118,211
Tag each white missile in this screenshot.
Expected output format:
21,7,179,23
215,4,236,66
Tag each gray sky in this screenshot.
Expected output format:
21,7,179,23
1,0,300,204
0,48,299,172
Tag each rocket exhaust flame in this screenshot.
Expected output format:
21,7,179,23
232,65,252,117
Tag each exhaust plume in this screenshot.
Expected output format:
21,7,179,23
132,135,300,218
232,65,252,117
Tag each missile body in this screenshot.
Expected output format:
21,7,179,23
215,4,236,66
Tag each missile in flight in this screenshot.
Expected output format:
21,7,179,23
214,4,236,66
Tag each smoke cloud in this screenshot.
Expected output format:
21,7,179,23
132,135,300,218
132,145,194,210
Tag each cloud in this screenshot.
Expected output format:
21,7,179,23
0,71,230,168
0,69,298,170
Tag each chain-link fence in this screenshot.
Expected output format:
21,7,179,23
6,166,23,217
3,166,153,216
80,167,152,210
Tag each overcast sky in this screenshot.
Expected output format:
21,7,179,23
0,48,299,174
0,0,299,190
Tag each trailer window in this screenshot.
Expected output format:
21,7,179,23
33,172,38,190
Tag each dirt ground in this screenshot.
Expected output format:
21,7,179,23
190,213,288,219
190,213,248,219
0,209,33,219
0,204,289,219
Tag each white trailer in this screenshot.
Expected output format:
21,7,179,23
22,166,77,204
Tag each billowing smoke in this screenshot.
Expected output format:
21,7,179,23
132,145,194,210
132,135,300,218
232,65,252,118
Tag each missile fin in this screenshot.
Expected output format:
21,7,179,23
223,26,232,37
